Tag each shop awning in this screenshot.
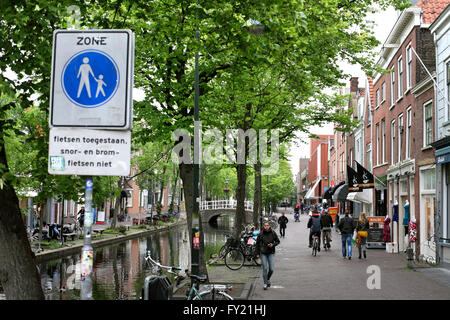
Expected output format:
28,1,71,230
332,183,349,201
347,188,373,204
322,181,345,199
305,179,321,200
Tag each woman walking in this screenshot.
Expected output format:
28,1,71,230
256,220,280,290
356,213,370,259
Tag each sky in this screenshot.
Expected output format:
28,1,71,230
288,5,401,178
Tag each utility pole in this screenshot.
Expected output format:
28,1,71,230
191,0,201,283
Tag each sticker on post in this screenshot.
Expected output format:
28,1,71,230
81,250,93,279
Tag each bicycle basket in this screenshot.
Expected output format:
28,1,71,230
228,237,240,248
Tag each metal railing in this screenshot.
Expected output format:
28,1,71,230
199,200,253,212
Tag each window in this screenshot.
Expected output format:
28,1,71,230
390,67,396,104
398,56,403,98
381,119,386,163
125,190,133,208
424,101,433,147
349,148,353,168
398,114,403,163
381,82,386,103
358,97,364,120
406,107,412,158
376,89,380,107
367,102,372,125
406,44,412,89
366,143,372,171
356,138,360,158
423,169,436,190
447,62,450,120
391,120,396,164
376,123,380,165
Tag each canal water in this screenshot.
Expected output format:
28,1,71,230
32,216,233,300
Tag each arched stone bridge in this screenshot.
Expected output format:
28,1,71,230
200,200,253,224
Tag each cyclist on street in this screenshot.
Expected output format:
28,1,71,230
307,205,322,250
320,207,333,249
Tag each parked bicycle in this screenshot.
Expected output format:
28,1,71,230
224,226,261,270
144,249,183,282
218,234,236,259
184,270,233,300
144,250,233,300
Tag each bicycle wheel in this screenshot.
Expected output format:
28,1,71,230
312,239,317,256
194,290,233,300
224,248,244,270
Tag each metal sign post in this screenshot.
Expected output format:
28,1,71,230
80,177,94,300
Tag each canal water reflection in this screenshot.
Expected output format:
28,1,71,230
36,216,233,300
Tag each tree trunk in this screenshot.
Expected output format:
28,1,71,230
170,165,178,214
110,178,122,229
0,142,44,299
253,161,262,228
199,164,206,201
234,163,247,239
179,163,208,279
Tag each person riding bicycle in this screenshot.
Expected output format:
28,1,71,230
307,206,322,251
320,208,333,249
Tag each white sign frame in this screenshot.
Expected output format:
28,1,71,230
48,127,131,176
49,29,134,130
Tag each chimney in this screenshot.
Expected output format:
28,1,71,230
350,77,359,93
350,77,359,119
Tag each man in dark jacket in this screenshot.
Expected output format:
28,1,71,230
337,211,355,260
278,213,289,238
256,221,280,290
320,209,334,249
307,206,322,250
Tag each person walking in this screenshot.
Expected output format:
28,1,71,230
338,210,355,260
356,212,370,259
256,220,280,290
335,211,340,232
278,213,289,238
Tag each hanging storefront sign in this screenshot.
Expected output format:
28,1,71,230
347,165,362,192
355,161,375,189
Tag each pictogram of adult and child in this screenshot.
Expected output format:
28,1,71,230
76,57,107,98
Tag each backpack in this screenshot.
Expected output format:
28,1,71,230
311,216,321,232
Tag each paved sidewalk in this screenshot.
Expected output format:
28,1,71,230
250,213,450,300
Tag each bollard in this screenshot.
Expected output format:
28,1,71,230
406,247,414,268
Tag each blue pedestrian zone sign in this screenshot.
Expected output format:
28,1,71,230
62,50,119,108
